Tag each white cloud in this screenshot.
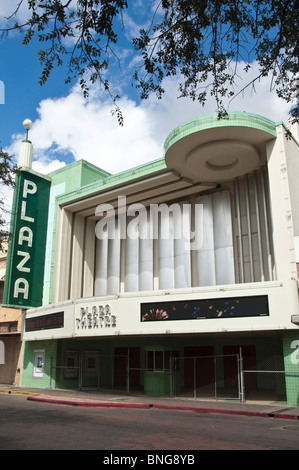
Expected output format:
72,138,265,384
7,61,292,177
32,158,66,175
28,84,163,174
0,0,30,28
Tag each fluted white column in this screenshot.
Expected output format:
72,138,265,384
174,203,191,288
139,214,153,291
158,211,174,289
125,216,139,292
94,235,108,296
195,195,216,286
213,191,235,285
107,221,120,294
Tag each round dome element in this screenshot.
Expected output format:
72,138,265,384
23,119,33,130
186,140,259,182
164,113,277,183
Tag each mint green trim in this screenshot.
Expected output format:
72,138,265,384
56,157,167,207
47,158,111,178
47,159,111,188
283,332,299,406
43,182,66,305
164,112,277,155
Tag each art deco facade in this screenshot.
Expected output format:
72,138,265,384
3,113,299,404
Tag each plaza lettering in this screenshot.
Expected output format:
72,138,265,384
13,179,37,300
76,305,116,330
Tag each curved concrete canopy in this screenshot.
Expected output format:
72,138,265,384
164,113,277,183
186,140,260,182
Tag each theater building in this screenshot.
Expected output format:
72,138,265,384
3,112,299,404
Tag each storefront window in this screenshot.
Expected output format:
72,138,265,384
147,350,154,370
155,351,164,370
145,350,179,372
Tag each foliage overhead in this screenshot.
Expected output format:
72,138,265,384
0,149,17,247
1,0,298,123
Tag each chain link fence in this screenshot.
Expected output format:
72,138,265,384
241,370,299,403
49,351,299,404
50,354,129,393
171,354,241,400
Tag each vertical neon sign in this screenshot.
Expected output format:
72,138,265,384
3,170,50,308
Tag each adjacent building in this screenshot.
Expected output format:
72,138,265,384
0,241,22,384
3,112,299,404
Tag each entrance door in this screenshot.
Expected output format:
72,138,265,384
223,345,257,390
184,346,214,389
114,347,140,387
81,351,100,389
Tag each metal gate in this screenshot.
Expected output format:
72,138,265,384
171,353,242,400
49,349,296,403
50,351,243,398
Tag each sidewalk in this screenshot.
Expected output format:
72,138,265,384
1,384,299,420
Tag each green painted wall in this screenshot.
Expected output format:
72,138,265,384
48,159,111,191
283,332,299,406
21,340,58,389
55,157,166,207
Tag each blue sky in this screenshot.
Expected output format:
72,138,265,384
0,0,293,180
0,31,72,148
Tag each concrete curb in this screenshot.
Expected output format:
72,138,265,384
27,395,299,420
152,403,299,420
27,395,151,409
0,390,37,397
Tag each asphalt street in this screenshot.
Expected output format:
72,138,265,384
0,393,299,451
